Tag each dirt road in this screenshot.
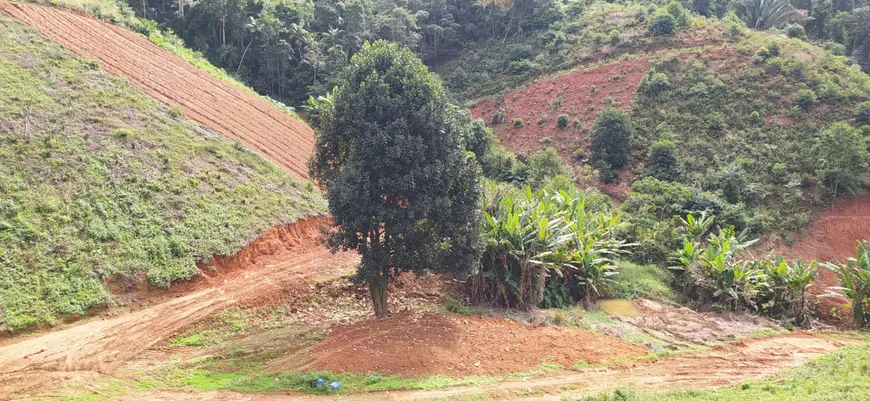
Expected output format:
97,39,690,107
0,1,315,180
105,333,860,401
0,217,358,400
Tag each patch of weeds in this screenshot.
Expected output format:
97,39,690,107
444,296,484,316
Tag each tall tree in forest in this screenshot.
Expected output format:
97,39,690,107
308,41,482,316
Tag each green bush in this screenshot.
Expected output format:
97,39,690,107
513,118,524,127
665,1,690,27
591,108,633,171
638,72,671,97
647,139,682,181
794,89,817,110
649,13,677,36
491,108,506,124
557,114,570,129
858,101,870,125
785,23,807,40
527,147,572,186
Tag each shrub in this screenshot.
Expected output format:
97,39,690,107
750,110,762,124
649,13,677,36
168,106,182,118
557,114,570,129
591,108,633,171
785,23,807,39
482,145,528,183
794,89,817,110
491,108,506,124
513,118,524,127
527,147,572,186
666,1,690,27
607,29,620,45
857,101,870,125
638,72,671,97
647,139,681,181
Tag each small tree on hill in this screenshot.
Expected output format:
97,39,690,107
308,41,482,317
591,108,633,182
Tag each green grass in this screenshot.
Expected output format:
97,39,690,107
572,344,870,400
0,17,325,331
606,262,676,301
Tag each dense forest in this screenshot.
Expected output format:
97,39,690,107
125,0,870,105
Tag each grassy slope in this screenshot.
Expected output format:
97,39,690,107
22,0,301,118
630,27,870,232
442,3,869,235
0,16,325,331
579,343,870,401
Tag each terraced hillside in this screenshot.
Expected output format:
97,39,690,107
0,14,325,331
0,1,315,180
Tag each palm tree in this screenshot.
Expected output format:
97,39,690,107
732,0,806,30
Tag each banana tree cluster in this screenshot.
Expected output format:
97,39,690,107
674,215,817,323
471,183,632,309
825,242,870,329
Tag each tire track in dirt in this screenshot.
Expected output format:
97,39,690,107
0,1,314,180
0,217,359,400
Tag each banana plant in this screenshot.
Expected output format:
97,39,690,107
825,241,870,328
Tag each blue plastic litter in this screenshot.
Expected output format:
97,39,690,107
311,378,325,388
329,381,341,391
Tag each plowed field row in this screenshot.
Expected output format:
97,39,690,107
0,1,314,179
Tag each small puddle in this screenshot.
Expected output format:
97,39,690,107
599,299,640,317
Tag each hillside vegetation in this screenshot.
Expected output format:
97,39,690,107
0,16,325,331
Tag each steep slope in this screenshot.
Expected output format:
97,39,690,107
470,5,870,237
0,15,325,331
0,1,315,180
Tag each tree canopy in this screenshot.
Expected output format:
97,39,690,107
308,40,481,316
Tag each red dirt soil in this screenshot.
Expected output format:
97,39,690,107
772,195,870,263
0,217,359,399
311,311,648,376
102,333,862,401
759,195,870,325
0,2,314,180
471,59,650,162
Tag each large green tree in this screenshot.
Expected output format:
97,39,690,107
309,41,482,316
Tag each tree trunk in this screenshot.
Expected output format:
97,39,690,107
177,0,183,17
856,289,866,329
369,275,388,317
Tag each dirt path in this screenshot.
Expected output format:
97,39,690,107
104,333,860,401
0,218,358,400
0,1,315,180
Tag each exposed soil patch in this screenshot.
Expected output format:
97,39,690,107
771,195,870,263
107,333,863,401
616,299,782,346
310,311,648,376
471,59,649,164
0,2,314,179
0,218,358,400
759,194,870,325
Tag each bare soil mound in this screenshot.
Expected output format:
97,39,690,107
470,59,649,162
0,218,358,399
0,2,314,179
311,311,648,376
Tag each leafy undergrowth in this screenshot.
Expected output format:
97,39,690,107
0,16,325,331
607,262,677,301
576,343,870,401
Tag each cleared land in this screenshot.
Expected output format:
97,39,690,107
0,217,359,399
0,1,315,180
